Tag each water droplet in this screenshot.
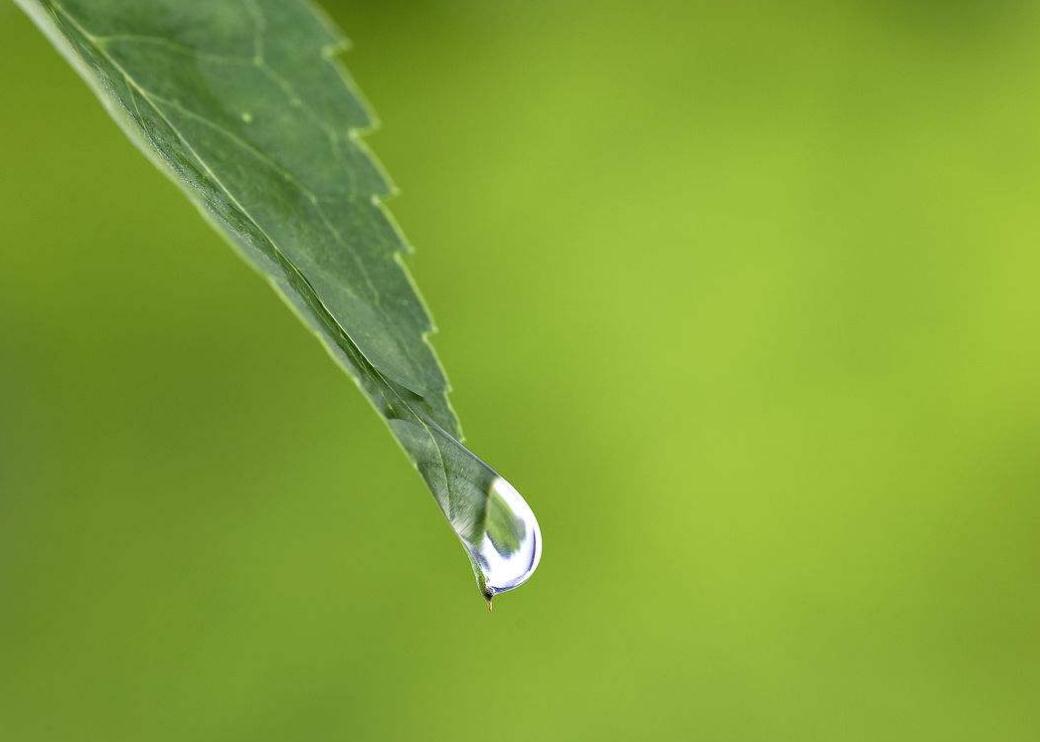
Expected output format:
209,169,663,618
465,476,542,599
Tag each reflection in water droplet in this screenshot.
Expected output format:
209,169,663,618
465,476,542,599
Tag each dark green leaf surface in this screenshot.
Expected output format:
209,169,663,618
15,0,540,599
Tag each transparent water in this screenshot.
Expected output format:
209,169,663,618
466,476,542,602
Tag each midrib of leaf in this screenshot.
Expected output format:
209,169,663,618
14,0,515,592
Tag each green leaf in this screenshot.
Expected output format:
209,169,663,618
15,0,540,601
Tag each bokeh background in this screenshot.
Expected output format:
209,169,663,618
2,1,1039,739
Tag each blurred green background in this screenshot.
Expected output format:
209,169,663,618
2,1,1039,739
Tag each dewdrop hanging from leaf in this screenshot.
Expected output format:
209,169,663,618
15,0,542,604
